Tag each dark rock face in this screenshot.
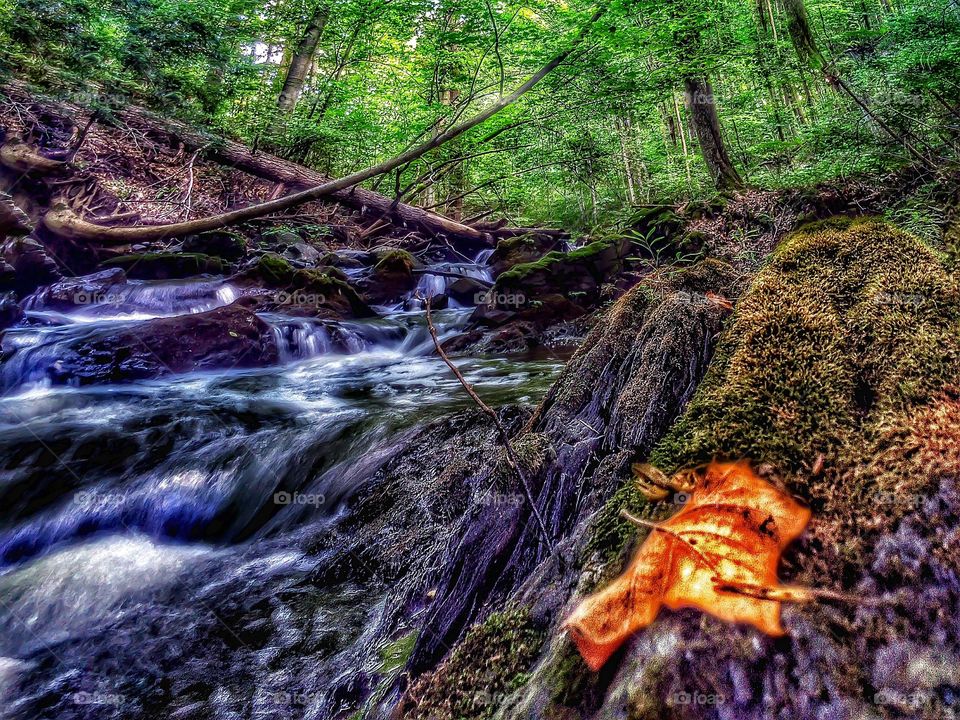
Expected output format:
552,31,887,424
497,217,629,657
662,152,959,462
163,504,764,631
43,301,278,385
181,231,248,261
402,267,735,685
100,253,225,280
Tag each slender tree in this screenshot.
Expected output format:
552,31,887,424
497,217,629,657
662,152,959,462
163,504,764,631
277,3,331,112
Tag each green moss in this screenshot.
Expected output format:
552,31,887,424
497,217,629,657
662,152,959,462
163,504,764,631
648,217,960,475
254,253,295,283
496,238,628,287
373,249,416,274
379,630,419,674
402,607,544,720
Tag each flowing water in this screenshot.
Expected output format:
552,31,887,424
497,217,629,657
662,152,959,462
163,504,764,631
0,261,565,718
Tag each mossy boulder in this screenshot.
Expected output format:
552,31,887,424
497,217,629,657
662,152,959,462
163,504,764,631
100,252,225,280
489,234,557,277
233,254,373,319
360,249,421,304
493,238,630,310
650,216,960,474
395,608,544,720
181,231,248,261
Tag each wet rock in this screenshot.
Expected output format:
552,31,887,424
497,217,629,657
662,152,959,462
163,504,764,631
1,237,62,295
359,250,421,305
233,254,374,320
445,295,588,356
489,234,559,277
24,268,127,311
99,252,226,280
493,238,631,314
43,300,278,386
181,231,248,261
446,276,489,305
281,241,323,266
0,291,22,330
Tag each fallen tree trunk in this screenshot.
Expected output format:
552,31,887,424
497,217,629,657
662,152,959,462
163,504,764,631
2,79,495,246
36,8,604,245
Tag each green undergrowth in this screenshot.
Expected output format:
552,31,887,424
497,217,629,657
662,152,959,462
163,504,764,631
400,607,544,720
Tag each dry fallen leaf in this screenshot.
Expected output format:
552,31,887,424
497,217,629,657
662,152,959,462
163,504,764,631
564,460,810,671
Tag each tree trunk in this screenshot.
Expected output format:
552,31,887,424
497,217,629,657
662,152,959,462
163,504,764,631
683,76,744,190
278,5,330,112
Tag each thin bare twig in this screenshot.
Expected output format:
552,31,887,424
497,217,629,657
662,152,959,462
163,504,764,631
425,296,554,551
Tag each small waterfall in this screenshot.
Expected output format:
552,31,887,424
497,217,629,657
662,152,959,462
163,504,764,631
23,276,240,321
406,250,494,309
272,320,336,362
474,248,494,266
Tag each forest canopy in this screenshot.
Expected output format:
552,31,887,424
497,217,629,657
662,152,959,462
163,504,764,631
2,0,958,228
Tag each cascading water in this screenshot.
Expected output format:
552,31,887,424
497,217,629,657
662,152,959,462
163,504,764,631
0,261,562,718
407,249,496,309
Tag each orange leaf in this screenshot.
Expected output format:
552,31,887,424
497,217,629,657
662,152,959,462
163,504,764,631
564,461,810,671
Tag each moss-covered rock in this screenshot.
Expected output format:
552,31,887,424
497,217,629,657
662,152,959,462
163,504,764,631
181,231,248,261
233,253,373,319
650,217,960,475
489,234,557,276
359,249,420,304
495,238,631,298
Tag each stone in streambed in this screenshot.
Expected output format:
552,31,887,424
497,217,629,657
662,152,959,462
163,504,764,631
488,233,559,276
100,252,225,280
358,249,421,305
25,267,127,310
181,231,248,261
46,299,278,385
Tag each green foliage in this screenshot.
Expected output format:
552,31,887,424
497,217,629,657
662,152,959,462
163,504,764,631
6,0,959,224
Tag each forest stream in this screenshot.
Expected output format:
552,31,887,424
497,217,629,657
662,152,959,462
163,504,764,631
1,0,960,716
